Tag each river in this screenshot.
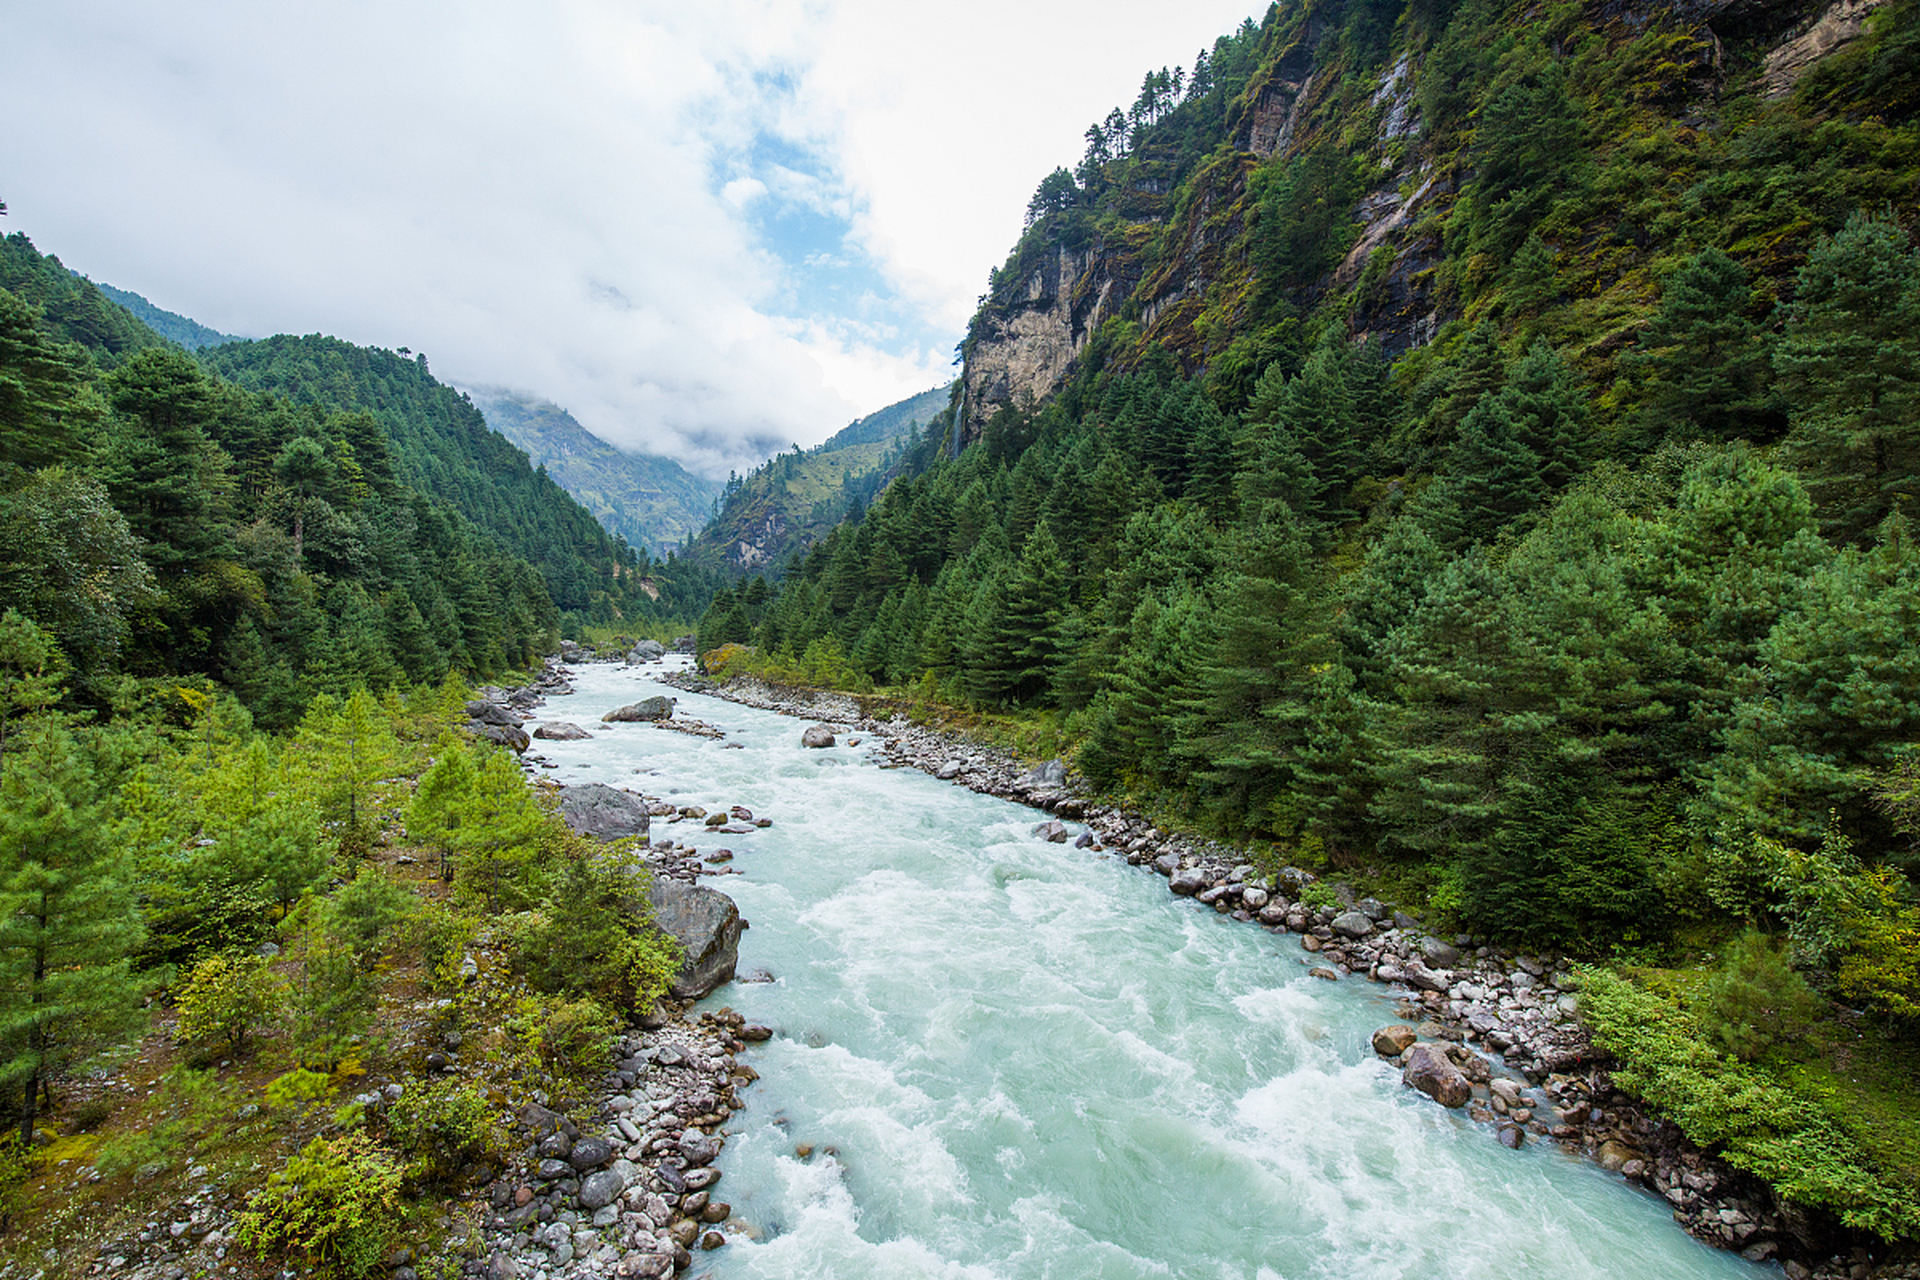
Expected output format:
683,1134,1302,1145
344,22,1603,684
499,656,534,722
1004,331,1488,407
528,658,1771,1280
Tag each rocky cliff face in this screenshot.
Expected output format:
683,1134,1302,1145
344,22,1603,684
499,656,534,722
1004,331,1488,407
956,0,1866,445
959,242,1117,439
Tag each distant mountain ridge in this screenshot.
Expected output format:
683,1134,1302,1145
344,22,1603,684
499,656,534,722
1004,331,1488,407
88,279,241,350
692,382,953,573
466,387,721,557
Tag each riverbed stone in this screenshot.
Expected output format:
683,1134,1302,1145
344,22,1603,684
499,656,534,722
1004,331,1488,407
557,783,651,842
677,1131,722,1167
533,721,593,740
1169,868,1209,896
1033,819,1070,843
1372,1025,1419,1056
801,724,836,748
604,696,676,723
645,881,743,1000
1402,1043,1472,1108
569,1136,614,1171
577,1169,626,1211
1330,910,1374,939
629,640,667,663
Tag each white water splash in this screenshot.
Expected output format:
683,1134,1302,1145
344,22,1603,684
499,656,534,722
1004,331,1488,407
531,661,1773,1280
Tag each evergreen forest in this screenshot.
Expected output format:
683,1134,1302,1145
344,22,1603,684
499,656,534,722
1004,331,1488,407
693,0,1920,1242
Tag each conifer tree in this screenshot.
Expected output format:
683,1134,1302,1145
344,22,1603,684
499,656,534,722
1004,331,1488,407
1776,211,1920,540
0,721,144,1142
1621,247,1777,446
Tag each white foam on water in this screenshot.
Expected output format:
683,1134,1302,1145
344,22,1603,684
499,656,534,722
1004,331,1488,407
545,664,1768,1280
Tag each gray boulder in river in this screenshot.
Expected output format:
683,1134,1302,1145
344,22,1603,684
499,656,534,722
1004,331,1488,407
647,879,744,1000
474,723,530,753
801,724,836,748
603,695,675,722
532,721,593,741
628,639,667,662
557,783,651,842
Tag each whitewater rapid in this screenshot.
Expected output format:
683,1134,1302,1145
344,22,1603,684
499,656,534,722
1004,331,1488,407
528,659,1771,1280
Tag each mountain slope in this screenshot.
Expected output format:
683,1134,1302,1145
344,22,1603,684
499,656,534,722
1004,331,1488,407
90,279,240,349
465,387,720,557
194,334,720,625
691,382,953,572
702,0,1920,1249
954,0,1917,446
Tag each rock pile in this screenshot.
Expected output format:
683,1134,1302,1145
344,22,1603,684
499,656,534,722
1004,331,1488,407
466,1008,770,1279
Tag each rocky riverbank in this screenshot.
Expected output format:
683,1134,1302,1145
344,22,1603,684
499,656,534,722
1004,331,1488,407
656,667,1899,1280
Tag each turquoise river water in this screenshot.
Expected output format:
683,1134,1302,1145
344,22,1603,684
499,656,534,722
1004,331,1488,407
528,659,1771,1280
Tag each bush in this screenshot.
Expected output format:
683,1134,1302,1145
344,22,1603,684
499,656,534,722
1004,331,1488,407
509,997,621,1086
264,1068,334,1114
175,953,286,1054
0,1136,30,1233
1696,930,1819,1061
386,1079,499,1183
1578,964,1920,1240
235,1131,402,1278
510,850,678,1010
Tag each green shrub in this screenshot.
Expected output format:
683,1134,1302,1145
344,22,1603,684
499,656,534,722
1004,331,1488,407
509,997,620,1085
175,953,286,1053
386,1079,499,1183
1578,964,1920,1240
235,1131,402,1278
264,1067,334,1114
1298,881,1339,912
0,1136,30,1232
1696,930,1819,1061
510,850,678,1010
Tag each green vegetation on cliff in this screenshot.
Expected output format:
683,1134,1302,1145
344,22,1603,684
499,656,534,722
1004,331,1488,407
703,0,1920,1245
690,381,952,575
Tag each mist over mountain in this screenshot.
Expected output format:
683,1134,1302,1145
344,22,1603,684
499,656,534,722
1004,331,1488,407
467,387,722,558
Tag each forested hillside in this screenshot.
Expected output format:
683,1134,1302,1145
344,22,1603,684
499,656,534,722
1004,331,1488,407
0,230,712,728
700,0,1920,1242
91,279,240,350
467,387,720,557
689,381,951,573
197,335,721,634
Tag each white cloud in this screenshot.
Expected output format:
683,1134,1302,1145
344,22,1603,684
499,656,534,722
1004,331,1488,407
1,0,1263,479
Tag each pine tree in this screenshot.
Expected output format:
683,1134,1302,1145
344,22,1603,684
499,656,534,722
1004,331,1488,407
1776,211,1920,540
1620,247,1777,446
0,721,144,1142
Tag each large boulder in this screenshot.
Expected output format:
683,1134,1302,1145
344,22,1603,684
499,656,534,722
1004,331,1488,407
646,880,743,1001
801,724,836,749
558,784,651,842
474,723,530,753
603,696,675,723
466,699,519,726
1169,868,1210,896
1402,1043,1472,1107
1372,1024,1419,1057
533,722,593,741
628,639,667,663
1330,910,1375,940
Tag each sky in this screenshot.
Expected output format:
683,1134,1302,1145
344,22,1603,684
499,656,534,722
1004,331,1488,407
3,0,1264,480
